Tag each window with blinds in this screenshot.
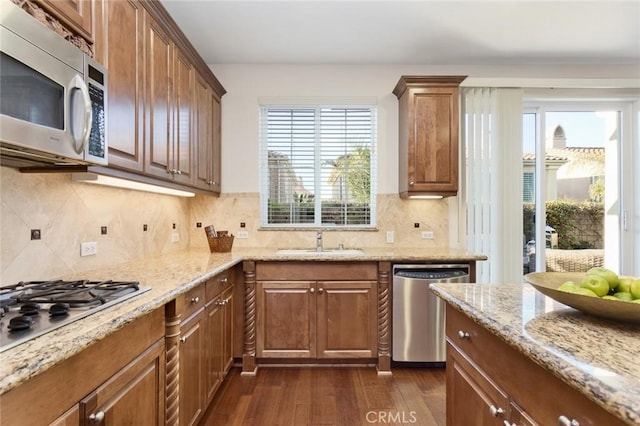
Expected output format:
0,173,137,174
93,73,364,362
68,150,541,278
259,105,376,228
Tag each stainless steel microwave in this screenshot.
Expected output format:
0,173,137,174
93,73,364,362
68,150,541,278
0,0,108,167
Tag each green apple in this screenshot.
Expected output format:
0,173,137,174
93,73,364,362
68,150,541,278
602,295,619,301
586,267,619,290
631,299,640,304
616,276,634,293
613,292,633,301
630,279,640,300
580,275,610,297
573,287,599,297
558,281,578,293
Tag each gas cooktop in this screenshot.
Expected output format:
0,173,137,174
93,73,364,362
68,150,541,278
0,280,151,352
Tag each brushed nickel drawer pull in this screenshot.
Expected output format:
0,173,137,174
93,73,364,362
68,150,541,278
489,405,504,417
191,296,200,304
558,416,580,426
457,330,470,339
180,336,187,343
89,411,105,422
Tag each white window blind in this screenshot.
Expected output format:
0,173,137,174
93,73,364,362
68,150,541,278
260,105,376,228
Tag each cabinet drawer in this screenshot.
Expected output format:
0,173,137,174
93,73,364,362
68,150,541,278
256,261,378,281
182,284,205,318
206,270,232,301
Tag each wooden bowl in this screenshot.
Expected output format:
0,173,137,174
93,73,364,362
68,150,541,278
524,272,640,324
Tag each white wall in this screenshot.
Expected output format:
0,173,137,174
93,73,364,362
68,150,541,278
211,63,640,195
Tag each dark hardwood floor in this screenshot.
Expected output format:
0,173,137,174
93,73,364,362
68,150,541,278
199,366,446,426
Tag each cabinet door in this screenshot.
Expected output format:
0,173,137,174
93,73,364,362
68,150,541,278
194,74,213,190
173,49,194,185
37,0,93,41
211,95,222,193
204,296,224,404
316,281,377,358
221,286,234,373
103,0,145,172
407,86,459,195
179,309,205,426
79,339,165,426
145,14,174,180
446,344,510,426
257,281,316,358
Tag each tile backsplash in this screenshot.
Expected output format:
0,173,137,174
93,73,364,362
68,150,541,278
189,193,450,251
0,167,190,284
1,166,451,283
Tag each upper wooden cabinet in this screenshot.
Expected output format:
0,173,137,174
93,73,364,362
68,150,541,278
36,0,93,41
95,0,145,172
144,15,195,186
393,76,466,198
193,72,222,193
93,0,225,194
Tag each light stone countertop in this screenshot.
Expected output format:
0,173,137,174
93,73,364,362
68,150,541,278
0,247,486,395
429,282,640,425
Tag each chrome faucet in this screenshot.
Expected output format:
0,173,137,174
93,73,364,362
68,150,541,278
316,230,323,252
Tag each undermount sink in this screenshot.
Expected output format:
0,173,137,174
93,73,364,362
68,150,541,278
275,248,365,256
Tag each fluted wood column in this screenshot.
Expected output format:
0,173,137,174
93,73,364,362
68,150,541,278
242,261,257,375
377,261,392,375
164,303,181,425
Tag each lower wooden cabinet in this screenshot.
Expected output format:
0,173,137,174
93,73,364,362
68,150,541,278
445,305,625,426
205,285,234,404
79,340,165,426
1,309,165,426
165,269,235,426
179,306,205,426
255,262,378,360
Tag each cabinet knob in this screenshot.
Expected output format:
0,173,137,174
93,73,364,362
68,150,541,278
318,288,324,293
180,336,187,343
176,170,182,175
309,288,315,293
503,422,516,426
489,405,504,417
457,330,470,339
409,181,415,186
558,416,580,426
191,296,200,304
221,278,228,283
89,411,105,422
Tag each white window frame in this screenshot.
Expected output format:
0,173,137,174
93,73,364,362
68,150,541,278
523,96,637,275
259,101,377,229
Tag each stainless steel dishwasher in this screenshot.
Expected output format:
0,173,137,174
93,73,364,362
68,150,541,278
392,264,470,363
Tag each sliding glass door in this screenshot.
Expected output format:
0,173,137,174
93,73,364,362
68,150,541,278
523,102,633,275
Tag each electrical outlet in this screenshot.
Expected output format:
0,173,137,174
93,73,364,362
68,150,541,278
236,230,249,239
386,230,394,243
421,231,434,239
80,242,97,256
171,233,179,243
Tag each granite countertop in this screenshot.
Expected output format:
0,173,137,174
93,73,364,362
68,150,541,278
1,247,486,396
429,282,640,424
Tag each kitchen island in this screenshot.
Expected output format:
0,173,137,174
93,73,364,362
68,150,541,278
429,282,640,425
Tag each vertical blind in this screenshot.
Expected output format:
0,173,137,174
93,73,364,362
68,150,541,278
259,105,376,227
462,88,523,283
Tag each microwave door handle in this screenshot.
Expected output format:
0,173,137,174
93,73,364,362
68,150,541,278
69,75,92,155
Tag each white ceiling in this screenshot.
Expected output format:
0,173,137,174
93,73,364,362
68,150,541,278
159,0,640,66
